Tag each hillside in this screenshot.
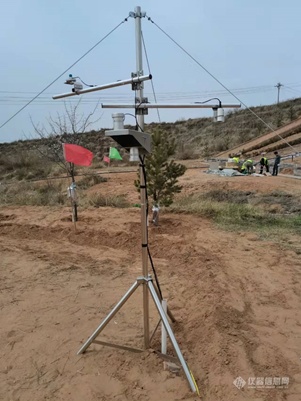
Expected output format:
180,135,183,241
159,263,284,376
147,97,301,157
216,115,301,159
1,97,301,179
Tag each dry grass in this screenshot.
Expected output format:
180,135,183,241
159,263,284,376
170,190,301,234
0,151,56,181
86,193,130,208
0,180,66,206
77,174,107,189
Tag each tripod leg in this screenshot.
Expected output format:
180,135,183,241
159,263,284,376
77,280,141,355
148,281,197,393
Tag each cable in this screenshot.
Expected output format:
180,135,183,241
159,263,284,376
283,88,298,98
0,83,290,100
139,153,164,300
195,97,222,106
124,113,144,132
78,77,96,88
0,89,277,104
141,31,161,123
0,18,128,130
146,16,299,154
285,85,301,95
147,247,163,300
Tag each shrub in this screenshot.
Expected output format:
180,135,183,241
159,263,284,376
0,180,66,206
176,142,200,160
87,193,129,208
77,174,107,189
0,151,53,181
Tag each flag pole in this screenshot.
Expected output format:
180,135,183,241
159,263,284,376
69,162,78,230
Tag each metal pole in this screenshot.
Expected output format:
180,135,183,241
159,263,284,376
69,163,78,222
275,82,283,104
101,103,241,109
77,280,140,354
52,74,152,100
135,6,149,349
148,281,197,393
135,6,144,131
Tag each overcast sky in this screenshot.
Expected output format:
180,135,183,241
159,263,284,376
1,0,301,143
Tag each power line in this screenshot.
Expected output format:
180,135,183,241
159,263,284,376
284,85,301,95
0,88,282,105
0,18,128,131
0,83,290,97
146,16,299,154
0,89,274,100
3,82,301,103
1,88,298,108
283,88,298,98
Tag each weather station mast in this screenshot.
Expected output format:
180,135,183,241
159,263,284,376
53,6,241,394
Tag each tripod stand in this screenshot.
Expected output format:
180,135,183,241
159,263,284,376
77,159,197,393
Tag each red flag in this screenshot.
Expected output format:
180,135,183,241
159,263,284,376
103,155,110,164
63,143,93,166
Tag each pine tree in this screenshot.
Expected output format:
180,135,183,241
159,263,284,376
135,129,186,217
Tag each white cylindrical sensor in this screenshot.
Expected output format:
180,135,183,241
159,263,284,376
129,147,140,162
217,108,225,122
112,113,125,130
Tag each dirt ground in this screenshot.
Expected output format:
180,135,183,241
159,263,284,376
1,168,301,401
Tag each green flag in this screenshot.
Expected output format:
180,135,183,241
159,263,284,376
109,147,122,160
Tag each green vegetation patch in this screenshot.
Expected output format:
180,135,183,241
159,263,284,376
171,190,301,235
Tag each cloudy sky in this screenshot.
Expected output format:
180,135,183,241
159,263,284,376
1,0,301,143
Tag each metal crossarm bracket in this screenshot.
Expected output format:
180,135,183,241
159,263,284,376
131,72,144,90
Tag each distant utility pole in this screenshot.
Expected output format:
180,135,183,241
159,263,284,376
275,82,283,104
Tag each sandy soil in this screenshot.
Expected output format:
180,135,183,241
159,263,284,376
1,169,301,401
